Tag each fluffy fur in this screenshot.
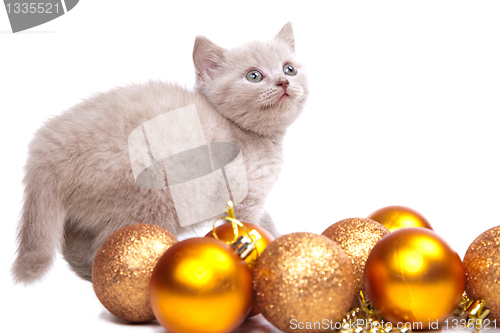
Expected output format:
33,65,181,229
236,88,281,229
12,22,308,283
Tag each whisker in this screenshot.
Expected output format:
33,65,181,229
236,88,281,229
258,88,282,106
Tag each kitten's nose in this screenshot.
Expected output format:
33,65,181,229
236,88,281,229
277,77,289,89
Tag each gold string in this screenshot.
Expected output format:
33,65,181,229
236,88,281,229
212,201,256,244
211,201,262,265
453,292,490,333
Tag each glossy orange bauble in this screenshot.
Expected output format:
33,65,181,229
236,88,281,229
364,228,465,329
205,221,274,316
367,205,433,232
149,237,252,333
205,221,274,268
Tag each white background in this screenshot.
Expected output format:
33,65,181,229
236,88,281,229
2,1,500,332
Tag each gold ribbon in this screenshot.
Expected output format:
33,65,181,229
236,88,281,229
336,291,490,333
453,292,490,333
212,201,262,265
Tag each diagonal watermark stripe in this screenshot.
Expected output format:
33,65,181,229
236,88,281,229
128,105,248,227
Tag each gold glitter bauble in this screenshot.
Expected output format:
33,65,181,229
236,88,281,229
92,224,178,322
149,237,252,333
205,221,275,317
322,218,389,309
364,228,465,329
464,226,500,320
253,232,355,333
367,205,433,232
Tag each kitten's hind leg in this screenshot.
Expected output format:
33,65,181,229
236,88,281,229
62,221,97,282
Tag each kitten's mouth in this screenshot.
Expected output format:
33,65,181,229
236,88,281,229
279,91,290,101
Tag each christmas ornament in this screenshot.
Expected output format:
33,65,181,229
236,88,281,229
253,232,355,333
149,237,252,333
364,227,465,329
92,224,178,322
463,226,500,320
205,219,274,316
322,218,389,309
205,207,274,269
367,205,433,232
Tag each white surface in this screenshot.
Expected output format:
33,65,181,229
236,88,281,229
2,1,500,332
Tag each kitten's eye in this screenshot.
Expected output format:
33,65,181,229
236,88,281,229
246,70,263,83
283,64,297,76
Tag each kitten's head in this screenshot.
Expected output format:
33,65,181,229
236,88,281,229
193,22,308,137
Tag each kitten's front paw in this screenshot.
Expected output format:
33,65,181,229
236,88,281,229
259,210,281,238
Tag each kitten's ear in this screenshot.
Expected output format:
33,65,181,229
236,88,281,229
193,36,225,80
274,22,295,53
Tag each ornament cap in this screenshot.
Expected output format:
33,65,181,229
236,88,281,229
232,235,256,260
212,201,263,266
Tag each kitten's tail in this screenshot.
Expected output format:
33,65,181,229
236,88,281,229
12,173,65,284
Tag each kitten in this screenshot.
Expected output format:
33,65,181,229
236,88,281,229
12,22,308,283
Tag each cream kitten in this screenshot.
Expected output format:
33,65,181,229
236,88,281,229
12,22,308,283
